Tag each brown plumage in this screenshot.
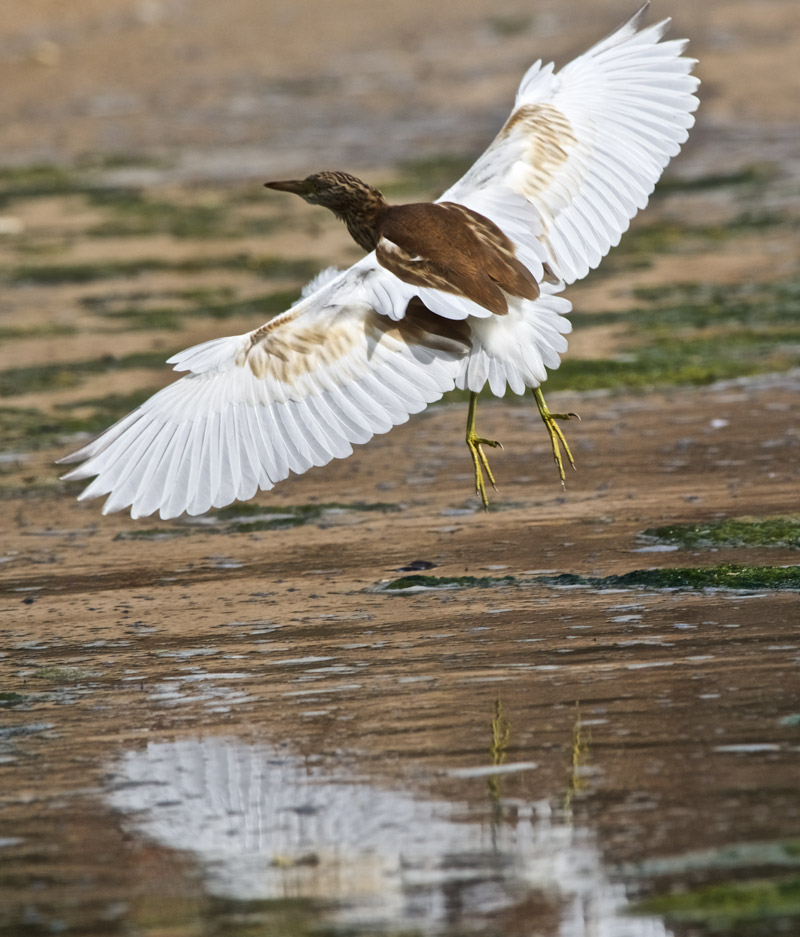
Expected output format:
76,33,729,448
264,171,539,316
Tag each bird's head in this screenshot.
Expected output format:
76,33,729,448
264,171,385,217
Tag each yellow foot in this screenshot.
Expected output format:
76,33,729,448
533,386,579,488
466,431,502,510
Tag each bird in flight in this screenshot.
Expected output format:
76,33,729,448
60,3,699,519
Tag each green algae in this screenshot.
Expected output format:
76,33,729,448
380,154,475,198
115,502,401,538
212,501,399,520
0,406,66,451
632,875,800,927
652,163,777,195
104,305,185,331
87,189,228,239
3,254,319,285
6,259,167,285
57,388,158,420
30,667,89,683
0,475,75,501
559,565,800,591
605,210,797,273
548,275,800,392
89,288,299,330
620,840,800,879
0,164,81,205
548,328,799,393
487,13,533,36
643,517,800,549
381,573,516,591
81,285,234,313
378,565,800,594
175,287,300,320
0,353,170,398
114,527,195,541
571,276,800,332
85,188,288,240
220,501,400,532
0,323,77,342
0,405,123,453
632,277,800,331
439,332,795,403
1,388,159,453
0,159,169,206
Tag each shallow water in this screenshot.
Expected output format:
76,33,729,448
2,556,799,936
3,379,800,937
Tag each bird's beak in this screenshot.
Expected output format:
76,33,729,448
264,179,312,196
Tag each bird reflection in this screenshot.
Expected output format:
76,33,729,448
105,735,671,936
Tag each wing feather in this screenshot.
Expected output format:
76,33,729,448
441,2,699,284
59,266,467,518
339,381,394,432
327,386,378,439
302,396,354,461
184,412,211,515
203,410,223,511
163,421,198,519
258,405,289,482
273,402,318,470
219,416,242,509
243,404,275,488
100,419,164,505
130,424,176,518
232,405,260,502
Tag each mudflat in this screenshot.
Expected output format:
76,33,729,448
1,2,799,935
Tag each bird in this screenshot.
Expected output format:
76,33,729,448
262,171,572,505
59,3,699,519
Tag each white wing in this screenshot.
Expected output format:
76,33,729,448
441,2,700,283
59,263,468,519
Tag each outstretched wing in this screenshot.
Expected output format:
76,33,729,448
59,265,469,519
441,2,700,283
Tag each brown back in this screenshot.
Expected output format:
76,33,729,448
376,201,539,315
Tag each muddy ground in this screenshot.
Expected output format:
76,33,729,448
1,1,799,935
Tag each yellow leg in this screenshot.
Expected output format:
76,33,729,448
465,392,502,510
533,386,579,487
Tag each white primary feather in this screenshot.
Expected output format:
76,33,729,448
441,1,700,284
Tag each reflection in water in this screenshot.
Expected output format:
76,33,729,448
564,703,591,819
488,698,511,807
106,737,671,936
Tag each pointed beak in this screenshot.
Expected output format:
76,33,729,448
264,179,311,196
